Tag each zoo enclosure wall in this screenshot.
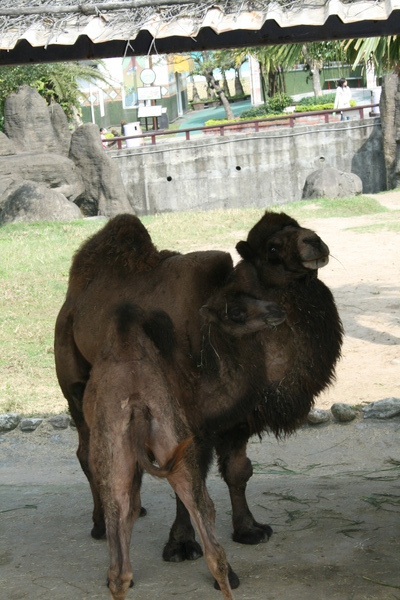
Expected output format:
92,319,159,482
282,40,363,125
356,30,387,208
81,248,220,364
108,115,384,216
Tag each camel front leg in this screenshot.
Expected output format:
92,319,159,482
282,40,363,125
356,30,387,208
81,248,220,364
216,434,273,544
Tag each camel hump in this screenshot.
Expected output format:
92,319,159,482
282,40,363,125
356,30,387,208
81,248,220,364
69,214,175,292
115,302,177,362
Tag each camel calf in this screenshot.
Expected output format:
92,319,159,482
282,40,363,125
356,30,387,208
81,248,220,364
56,288,284,599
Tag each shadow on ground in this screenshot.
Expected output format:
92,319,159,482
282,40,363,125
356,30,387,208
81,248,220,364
1,418,400,599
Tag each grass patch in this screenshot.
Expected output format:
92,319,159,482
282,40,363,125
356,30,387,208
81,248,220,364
0,193,394,416
287,195,388,220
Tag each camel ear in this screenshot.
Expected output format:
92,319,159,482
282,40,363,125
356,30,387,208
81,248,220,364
236,241,255,260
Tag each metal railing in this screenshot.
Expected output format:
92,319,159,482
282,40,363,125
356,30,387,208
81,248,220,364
107,104,380,149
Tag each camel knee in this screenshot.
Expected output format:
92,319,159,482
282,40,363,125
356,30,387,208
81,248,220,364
223,455,253,489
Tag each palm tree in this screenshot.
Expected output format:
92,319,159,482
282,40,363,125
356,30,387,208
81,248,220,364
343,36,400,189
0,61,112,130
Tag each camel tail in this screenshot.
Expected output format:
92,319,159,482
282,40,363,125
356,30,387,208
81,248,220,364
133,408,191,478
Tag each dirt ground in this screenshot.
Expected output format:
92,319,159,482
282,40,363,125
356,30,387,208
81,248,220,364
1,194,400,600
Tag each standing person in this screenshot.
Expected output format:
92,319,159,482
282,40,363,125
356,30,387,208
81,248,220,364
334,78,352,121
100,127,108,149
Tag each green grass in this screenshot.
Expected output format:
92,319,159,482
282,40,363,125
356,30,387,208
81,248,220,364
0,194,394,417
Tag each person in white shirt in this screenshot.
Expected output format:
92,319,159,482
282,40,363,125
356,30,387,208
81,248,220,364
334,78,352,121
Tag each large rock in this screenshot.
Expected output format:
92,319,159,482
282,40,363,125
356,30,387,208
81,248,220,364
49,103,72,156
362,397,400,419
0,131,16,156
0,153,85,203
0,180,82,224
69,123,134,217
3,85,59,154
302,166,363,199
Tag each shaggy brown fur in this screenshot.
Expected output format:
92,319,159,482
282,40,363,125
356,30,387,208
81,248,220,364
54,211,343,596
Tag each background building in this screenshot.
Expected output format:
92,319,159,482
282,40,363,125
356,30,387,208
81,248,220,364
78,55,192,131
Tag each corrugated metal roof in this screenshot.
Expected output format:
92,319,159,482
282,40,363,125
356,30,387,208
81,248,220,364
1,0,399,65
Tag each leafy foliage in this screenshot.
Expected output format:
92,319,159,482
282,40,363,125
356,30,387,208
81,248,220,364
298,93,336,105
240,93,293,119
0,61,111,130
344,36,400,75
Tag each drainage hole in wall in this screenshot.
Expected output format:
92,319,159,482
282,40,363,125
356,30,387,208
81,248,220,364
167,176,172,181
236,166,241,171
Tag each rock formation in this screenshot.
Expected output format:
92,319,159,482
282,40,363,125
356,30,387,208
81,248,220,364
69,123,133,217
0,85,134,224
302,166,363,200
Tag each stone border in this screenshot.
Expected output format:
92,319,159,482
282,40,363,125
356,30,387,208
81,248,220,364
1,398,399,435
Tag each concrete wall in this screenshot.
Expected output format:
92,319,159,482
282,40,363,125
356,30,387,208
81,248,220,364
110,117,385,215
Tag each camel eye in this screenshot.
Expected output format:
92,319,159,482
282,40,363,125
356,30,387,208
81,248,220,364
226,306,246,323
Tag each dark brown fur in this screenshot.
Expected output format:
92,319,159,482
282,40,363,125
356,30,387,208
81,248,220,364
54,211,343,596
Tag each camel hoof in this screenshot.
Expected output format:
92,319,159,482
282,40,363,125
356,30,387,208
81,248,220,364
232,521,272,545
91,523,106,539
214,564,240,590
162,539,203,562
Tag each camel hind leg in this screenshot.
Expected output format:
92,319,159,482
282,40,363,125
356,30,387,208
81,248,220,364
84,373,143,600
149,431,236,600
54,305,105,537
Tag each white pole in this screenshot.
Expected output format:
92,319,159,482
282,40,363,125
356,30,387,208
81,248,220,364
89,82,95,124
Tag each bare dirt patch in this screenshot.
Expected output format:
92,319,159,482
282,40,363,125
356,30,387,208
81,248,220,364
1,196,400,599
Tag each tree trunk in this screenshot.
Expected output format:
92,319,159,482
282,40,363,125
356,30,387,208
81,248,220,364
207,73,235,120
310,59,323,97
268,70,276,97
192,80,201,103
222,72,230,97
234,68,244,96
394,75,400,188
380,73,398,189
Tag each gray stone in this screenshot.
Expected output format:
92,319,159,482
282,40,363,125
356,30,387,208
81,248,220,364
4,85,59,154
49,103,71,157
0,413,21,432
307,408,331,425
0,153,85,203
47,414,71,429
0,131,16,156
362,397,400,419
0,180,82,224
302,166,363,199
331,403,357,422
69,123,134,217
20,418,43,432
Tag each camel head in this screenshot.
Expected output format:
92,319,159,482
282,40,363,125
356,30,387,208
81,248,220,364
200,293,286,338
236,211,330,287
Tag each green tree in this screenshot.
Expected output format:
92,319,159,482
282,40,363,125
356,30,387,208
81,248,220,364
342,36,400,189
248,41,345,99
190,52,235,120
214,50,246,98
0,61,111,130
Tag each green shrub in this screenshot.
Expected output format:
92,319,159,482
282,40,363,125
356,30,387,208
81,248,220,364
268,93,293,113
294,99,357,112
298,93,336,106
240,104,269,119
240,93,293,119
295,103,334,112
